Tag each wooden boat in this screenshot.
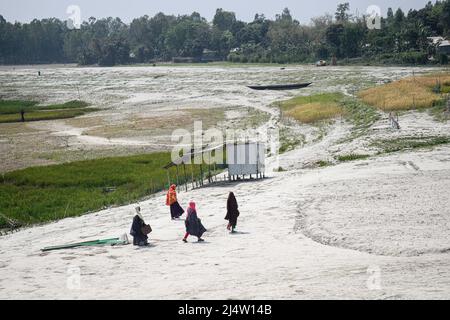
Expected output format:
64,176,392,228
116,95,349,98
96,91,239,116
247,82,312,91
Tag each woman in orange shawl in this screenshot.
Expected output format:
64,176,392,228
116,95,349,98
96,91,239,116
166,184,184,220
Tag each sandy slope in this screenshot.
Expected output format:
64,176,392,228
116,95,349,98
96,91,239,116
0,141,449,299
0,65,449,299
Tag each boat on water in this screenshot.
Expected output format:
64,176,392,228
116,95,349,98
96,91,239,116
247,82,312,91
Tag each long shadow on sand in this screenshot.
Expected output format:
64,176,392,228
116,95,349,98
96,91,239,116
228,231,250,235
192,176,275,190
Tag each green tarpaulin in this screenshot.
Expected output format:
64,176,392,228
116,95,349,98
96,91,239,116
41,238,127,252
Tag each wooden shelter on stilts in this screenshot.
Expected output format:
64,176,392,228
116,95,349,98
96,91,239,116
162,141,266,192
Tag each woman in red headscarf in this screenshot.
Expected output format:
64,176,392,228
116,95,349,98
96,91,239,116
166,184,184,220
183,200,206,243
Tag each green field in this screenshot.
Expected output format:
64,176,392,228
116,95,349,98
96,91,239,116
0,152,223,228
0,99,96,123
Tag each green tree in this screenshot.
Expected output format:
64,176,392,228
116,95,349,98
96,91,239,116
335,3,351,22
213,9,236,31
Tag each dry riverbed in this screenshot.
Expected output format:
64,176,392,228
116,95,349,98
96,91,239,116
0,64,449,299
0,64,441,172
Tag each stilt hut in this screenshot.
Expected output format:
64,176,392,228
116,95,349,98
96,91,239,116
163,141,266,190
226,141,265,181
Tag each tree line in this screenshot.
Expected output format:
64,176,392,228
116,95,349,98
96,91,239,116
1,1,450,66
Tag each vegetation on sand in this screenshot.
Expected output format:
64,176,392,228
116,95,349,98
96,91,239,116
373,136,450,154
0,100,94,123
336,154,370,162
0,152,223,229
358,73,450,111
279,93,345,124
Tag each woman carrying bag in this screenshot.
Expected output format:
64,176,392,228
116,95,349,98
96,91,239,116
130,206,152,246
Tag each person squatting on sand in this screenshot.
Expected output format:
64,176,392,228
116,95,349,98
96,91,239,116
130,206,151,246
225,192,240,233
166,184,185,220
183,201,206,243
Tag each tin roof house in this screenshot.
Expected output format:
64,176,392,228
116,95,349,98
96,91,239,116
438,40,450,55
428,37,450,55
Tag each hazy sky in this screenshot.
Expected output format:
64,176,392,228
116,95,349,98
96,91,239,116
0,0,434,24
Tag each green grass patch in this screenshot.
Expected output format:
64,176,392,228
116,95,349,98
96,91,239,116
0,108,97,123
341,98,380,130
336,154,370,162
0,152,223,228
35,100,90,111
441,85,450,94
0,99,94,123
278,92,344,111
373,136,450,154
277,93,380,128
315,160,332,167
277,93,345,124
0,100,38,114
427,98,450,122
278,127,305,154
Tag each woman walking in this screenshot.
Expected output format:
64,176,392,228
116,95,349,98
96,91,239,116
225,192,240,233
166,184,184,220
183,201,206,243
130,206,150,246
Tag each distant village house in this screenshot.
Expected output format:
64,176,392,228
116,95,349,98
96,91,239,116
428,36,450,56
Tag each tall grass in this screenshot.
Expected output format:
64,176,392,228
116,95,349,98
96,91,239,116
0,152,223,228
279,93,345,124
358,73,450,111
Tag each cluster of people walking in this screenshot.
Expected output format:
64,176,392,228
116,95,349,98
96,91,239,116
130,184,240,246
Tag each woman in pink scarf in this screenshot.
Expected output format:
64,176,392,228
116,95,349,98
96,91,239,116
183,200,207,243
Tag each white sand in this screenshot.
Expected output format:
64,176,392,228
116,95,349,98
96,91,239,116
0,140,449,299
0,65,449,299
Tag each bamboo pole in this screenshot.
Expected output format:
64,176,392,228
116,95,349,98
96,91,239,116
190,165,194,189
183,163,188,192
200,163,204,186
166,170,170,189
208,152,212,184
